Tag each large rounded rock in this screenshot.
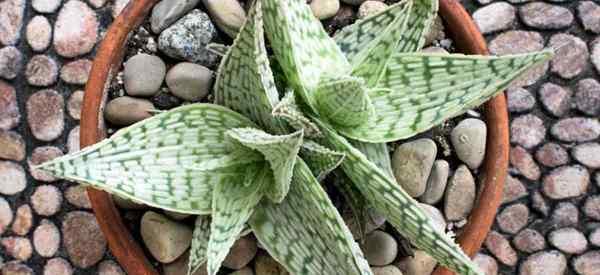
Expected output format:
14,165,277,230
489,31,547,87
0,161,26,195
203,0,247,38
396,250,437,275
496,203,529,234
361,230,398,266
575,78,600,116
551,117,600,142
520,251,566,275
510,114,546,148
0,130,25,161
124,54,166,97
26,89,64,141
166,62,213,101
105,96,155,126
151,0,200,33
543,165,589,199
158,10,219,67
472,2,515,34
538,82,571,117
419,203,446,232
444,165,475,221
0,0,25,46
33,219,60,257
223,235,258,269
535,142,569,167
510,146,540,181
485,231,517,266
420,160,449,205
451,118,486,169
392,139,437,198
519,3,573,30
572,143,600,169
513,229,546,253
574,251,600,275
26,15,52,52
53,0,99,58
0,46,22,80
254,251,289,275
548,228,588,254
141,211,193,263
62,211,107,268
549,33,589,79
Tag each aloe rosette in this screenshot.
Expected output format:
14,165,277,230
37,0,552,274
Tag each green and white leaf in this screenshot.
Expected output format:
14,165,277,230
36,104,256,214
189,215,211,275
214,1,283,133
206,163,270,275
314,76,375,127
315,119,483,275
337,51,554,142
272,92,322,138
349,141,393,178
249,160,373,275
206,43,230,57
262,0,351,111
227,128,304,203
300,140,345,181
395,0,438,53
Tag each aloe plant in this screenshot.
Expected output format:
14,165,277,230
37,0,552,274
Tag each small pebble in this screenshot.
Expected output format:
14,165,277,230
472,2,515,34
32,0,60,13
451,118,486,169
28,146,63,182
575,78,600,116
112,0,131,18
223,235,258,269
577,1,600,33
1,237,32,261
98,260,126,275
535,143,569,167
11,204,32,236
392,138,437,198
1,261,33,275
163,251,207,275
542,165,590,199
33,220,60,258
53,0,99,58
549,33,589,79
43,258,73,275
361,230,398,266
510,114,546,149
65,184,92,209
584,196,600,220
496,203,529,234
0,81,20,130
0,46,22,80
549,227,588,254
510,146,540,180
124,54,166,97
67,90,84,120
473,254,498,275
62,211,107,268
357,1,387,19
31,185,63,216
531,191,550,217
254,251,289,275
551,202,579,228
519,3,573,30
444,165,476,221
25,55,59,87
520,251,566,275
26,89,65,141
506,87,535,113
513,228,546,253
166,62,213,101
551,117,600,142
485,231,517,266
372,265,402,275
0,161,26,195
26,16,52,52
0,130,25,161
67,126,80,153
593,38,600,74
150,0,200,33
141,211,193,263
573,251,600,275
503,175,527,204
588,227,600,246
60,59,92,85
488,31,546,87
105,96,155,126
419,203,446,232
420,160,449,205
203,0,247,37
0,0,25,46
572,143,600,169
396,250,437,275
538,83,571,117
0,197,12,235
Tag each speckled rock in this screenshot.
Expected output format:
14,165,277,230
535,143,569,167
0,46,22,80
472,2,515,34
507,87,535,112
11,204,31,236
43,258,73,275
141,211,193,263
573,143,600,169
473,254,498,275
0,0,25,45
392,138,437,198
67,90,84,120
520,3,573,30
551,202,579,228
32,0,60,13
60,59,92,85
223,235,258,269
503,175,527,204
65,185,92,209
124,54,166,97
549,228,588,254
203,0,247,37
54,0,99,58
357,1,387,19
26,16,52,52
33,220,60,257
98,261,126,275
543,165,590,199
513,229,546,253
25,55,59,87
0,161,26,195
420,160,449,205
0,130,25,161
158,10,219,66
583,196,600,220
396,250,437,275
444,165,476,221
539,83,571,117
166,62,213,101
26,89,64,141
1,237,32,261
0,81,19,130
573,251,600,275
62,211,107,268
105,96,155,126
254,251,289,275
31,185,62,216
510,146,540,180
150,0,200,33
510,114,546,148
497,203,529,234
551,117,600,142
451,118,486,169
550,34,589,79
575,78,600,116
578,1,600,33
520,251,566,275
485,231,518,266
361,230,398,266
0,197,12,235
28,146,63,182
489,31,547,87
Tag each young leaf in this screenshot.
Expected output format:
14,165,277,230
349,141,394,178
214,0,283,133
206,163,270,275
189,215,211,275
226,128,304,203
262,0,351,111
36,104,257,214
395,0,438,53
314,76,375,127
249,160,373,275
315,119,484,275
337,51,554,142
272,92,323,138
299,140,345,181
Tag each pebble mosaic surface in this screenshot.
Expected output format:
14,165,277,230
0,0,599,274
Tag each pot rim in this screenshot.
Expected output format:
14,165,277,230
80,1,508,274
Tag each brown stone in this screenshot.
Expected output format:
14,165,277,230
496,203,529,234
0,80,20,130
543,165,590,199
510,146,540,180
484,231,517,266
60,59,92,85
11,204,32,236
26,90,64,141
53,0,99,57
0,130,25,161
62,211,107,268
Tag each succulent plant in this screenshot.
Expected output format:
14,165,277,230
37,0,551,274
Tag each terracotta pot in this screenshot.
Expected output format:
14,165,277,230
81,1,508,274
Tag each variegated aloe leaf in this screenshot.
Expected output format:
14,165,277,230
189,215,211,275
300,140,345,181
262,0,351,111
314,76,375,127
207,163,270,275
206,43,229,57
36,104,257,214
214,0,283,133
337,51,554,142
349,141,393,178
249,159,373,275
314,119,483,275
272,92,322,138
227,128,304,203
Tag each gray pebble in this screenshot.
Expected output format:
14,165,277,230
392,138,437,198
361,230,398,266
357,1,387,19
166,62,213,101
104,96,155,126
141,211,193,263
203,0,246,38
444,165,476,221
451,118,486,169
124,54,166,97
396,250,437,275
151,0,200,33
420,160,449,205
